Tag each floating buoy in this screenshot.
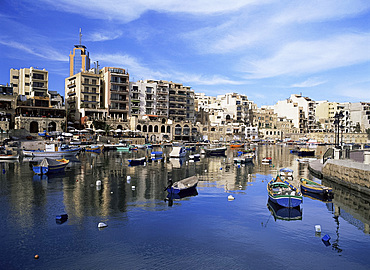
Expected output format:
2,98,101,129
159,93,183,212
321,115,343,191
239,185,242,189
127,176,131,180
34,254,39,259
132,186,136,190
228,195,235,201
2,169,5,174
91,165,93,168
56,214,68,221
96,180,101,186
205,169,207,172
111,191,113,194
76,179,78,182
98,222,107,228
220,167,223,170
238,164,241,168
315,225,321,233
322,234,331,242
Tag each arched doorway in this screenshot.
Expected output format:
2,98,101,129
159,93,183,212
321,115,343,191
30,121,39,133
154,125,158,133
166,126,171,133
136,125,141,131
143,125,147,132
48,122,57,132
148,125,153,132
161,125,165,133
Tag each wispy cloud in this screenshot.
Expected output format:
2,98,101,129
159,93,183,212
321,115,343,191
339,87,370,101
0,40,67,62
241,33,370,79
291,77,327,88
86,30,123,42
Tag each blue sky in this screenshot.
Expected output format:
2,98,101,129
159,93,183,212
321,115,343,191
1,0,369,107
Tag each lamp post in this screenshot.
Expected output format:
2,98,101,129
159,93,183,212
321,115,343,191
333,111,344,148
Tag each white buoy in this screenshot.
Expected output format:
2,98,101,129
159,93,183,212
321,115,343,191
96,180,101,186
111,191,113,194
132,186,136,190
228,195,235,201
315,225,321,233
98,222,107,228
205,169,207,172
91,165,93,168
127,176,131,180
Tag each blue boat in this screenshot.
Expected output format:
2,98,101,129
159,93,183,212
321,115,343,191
151,151,163,158
279,168,293,179
300,178,333,196
32,158,69,175
166,175,198,195
267,176,302,208
85,145,104,153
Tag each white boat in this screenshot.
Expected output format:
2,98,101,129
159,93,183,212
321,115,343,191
23,144,81,157
297,157,318,163
169,146,186,158
189,154,200,160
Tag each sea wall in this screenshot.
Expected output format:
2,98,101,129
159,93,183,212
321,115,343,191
322,159,370,196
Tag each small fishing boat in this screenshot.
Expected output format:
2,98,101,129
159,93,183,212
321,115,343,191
151,151,163,158
262,157,272,163
267,199,302,221
128,157,146,166
85,145,104,153
204,146,227,156
300,178,333,196
169,146,186,158
279,168,293,179
297,157,317,163
230,143,244,148
32,158,69,175
189,154,200,161
234,153,254,164
166,175,198,195
267,176,302,208
0,149,19,160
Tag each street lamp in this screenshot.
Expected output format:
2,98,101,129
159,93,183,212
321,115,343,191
333,111,344,148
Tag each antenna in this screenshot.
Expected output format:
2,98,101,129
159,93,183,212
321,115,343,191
79,28,82,45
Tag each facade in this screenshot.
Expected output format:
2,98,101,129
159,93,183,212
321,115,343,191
289,94,316,132
65,70,107,125
274,97,306,133
0,84,16,131
129,80,158,118
350,102,370,132
101,67,129,121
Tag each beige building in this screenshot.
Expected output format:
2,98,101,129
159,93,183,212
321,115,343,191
0,84,16,131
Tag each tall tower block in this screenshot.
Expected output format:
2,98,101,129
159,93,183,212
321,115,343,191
69,28,90,76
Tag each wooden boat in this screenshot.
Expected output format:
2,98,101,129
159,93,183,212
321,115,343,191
279,168,293,179
32,158,69,175
23,144,81,158
166,188,198,206
267,176,302,208
128,157,146,166
86,145,104,153
262,157,272,163
166,175,198,195
297,148,315,156
0,149,19,160
204,146,227,156
169,146,187,158
267,199,302,221
300,178,333,196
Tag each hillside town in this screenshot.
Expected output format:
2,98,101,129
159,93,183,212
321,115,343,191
1,40,369,146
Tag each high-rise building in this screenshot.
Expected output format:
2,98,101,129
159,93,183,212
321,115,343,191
69,29,90,76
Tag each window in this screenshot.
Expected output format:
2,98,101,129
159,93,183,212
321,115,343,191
84,79,89,84
92,79,96,85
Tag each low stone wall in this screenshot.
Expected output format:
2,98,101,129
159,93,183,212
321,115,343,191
322,159,370,195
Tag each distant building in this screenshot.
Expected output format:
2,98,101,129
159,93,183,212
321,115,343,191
350,102,370,132
0,84,16,131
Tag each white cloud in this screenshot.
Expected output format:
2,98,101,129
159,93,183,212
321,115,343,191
339,87,370,101
0,40,67,62
291,77,326,88
86,30,123,42
241,33,370,79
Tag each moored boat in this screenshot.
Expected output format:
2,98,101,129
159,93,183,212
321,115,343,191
204,146,227,156
267,198,302,221
0,149,19,160
267,176,302,208
128,157,146,166
262,157,272,163
151,151,163,158
169,146,186,158
189,154,200,160
297,148,315,156
234,153,254,164
85,145,104,153
279,168,293,180
166,175,199,195
230,143,244,148
23,144,80,158
300,178,333,196
32,158,69,175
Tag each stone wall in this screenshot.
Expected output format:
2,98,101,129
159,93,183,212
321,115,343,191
322,159,370,195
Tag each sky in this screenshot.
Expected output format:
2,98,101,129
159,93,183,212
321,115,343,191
1,0,370,107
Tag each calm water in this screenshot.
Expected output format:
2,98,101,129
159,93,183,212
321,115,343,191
0,145,369,270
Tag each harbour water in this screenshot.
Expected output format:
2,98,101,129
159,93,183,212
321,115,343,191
0,145,369,269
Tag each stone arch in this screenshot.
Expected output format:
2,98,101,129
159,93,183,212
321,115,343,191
143,125,148,132
211,127,216,132
226,115,231,120
161,118,166,124
161,125,166,133
148,125,153,132
30,121,39,133
166,126,171,133
136,125,141,131
154,125,159,133
117,124,123,129
175,124,182,135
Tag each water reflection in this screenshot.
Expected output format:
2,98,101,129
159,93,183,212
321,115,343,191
267,198,303,221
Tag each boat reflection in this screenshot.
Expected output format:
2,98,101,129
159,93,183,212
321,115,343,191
267,198,302,221
165,188,198,207
301,189,334,203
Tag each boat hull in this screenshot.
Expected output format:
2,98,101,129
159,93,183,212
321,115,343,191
267,199,302,221
268,194,302,208
205,147,227,156
128,158,146,166
23,149,80,157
